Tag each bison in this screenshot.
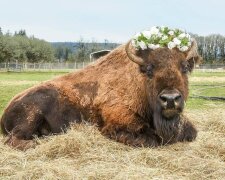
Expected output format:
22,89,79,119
1,39,200,150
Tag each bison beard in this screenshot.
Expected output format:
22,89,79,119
153,102,183,144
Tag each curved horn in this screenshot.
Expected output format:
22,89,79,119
186,39,199,60
125,40,145,65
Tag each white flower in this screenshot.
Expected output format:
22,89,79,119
167,41,176,49
142,31,152,39
178,33,186,39
148,44,155,49
157,32,163,38
154,44,160,49
168,30,174,36
138,41,147,50
149,26,159,35
130,26,192,52
133,32,141,39
173,38,181,45
179,46,189,52
162,35,168,40
148,44,160,50
160,26,165,31
186,34,191,40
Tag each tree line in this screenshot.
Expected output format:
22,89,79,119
52,39,118,62
0,28,54,63
0,27,225,64
192,34,225,63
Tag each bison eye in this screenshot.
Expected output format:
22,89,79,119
181,61,190,74
139,64,154,78
146,64,154,77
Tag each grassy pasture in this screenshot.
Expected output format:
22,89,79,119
0,71,225,179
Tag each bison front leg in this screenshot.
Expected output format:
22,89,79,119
101,125,160,147
100,106,160,147
178,117,197,142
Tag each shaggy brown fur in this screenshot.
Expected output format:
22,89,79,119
1,40,201,150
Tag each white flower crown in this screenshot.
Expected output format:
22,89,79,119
131,26,193,52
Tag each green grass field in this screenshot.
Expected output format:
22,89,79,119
0,72,68,116
0,71,224,116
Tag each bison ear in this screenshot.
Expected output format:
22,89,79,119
186,39,202,71
125,40,145,65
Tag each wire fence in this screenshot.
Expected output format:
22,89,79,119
196,64,225,72
0,62,92,72
0,62,224,72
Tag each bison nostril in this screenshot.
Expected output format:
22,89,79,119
159,92,182,109
159,95,168,108
160,96,167,102
174,95,181,101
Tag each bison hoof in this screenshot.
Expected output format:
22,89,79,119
184,132,197,142
182,125,197,142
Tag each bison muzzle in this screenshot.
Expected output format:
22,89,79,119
0,39,201,150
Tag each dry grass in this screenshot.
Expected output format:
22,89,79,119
0,108,225,179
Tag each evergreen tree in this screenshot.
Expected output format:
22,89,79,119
15,29,27,36
0,27,3,35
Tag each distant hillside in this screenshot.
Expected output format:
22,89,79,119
50,42,120,53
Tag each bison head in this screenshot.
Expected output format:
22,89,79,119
125,40,201,143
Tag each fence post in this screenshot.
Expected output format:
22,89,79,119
7,62,9,72
16,60,18,69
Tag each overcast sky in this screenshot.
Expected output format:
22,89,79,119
0,0,224,42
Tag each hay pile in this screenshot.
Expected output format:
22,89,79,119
0,109,224,179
